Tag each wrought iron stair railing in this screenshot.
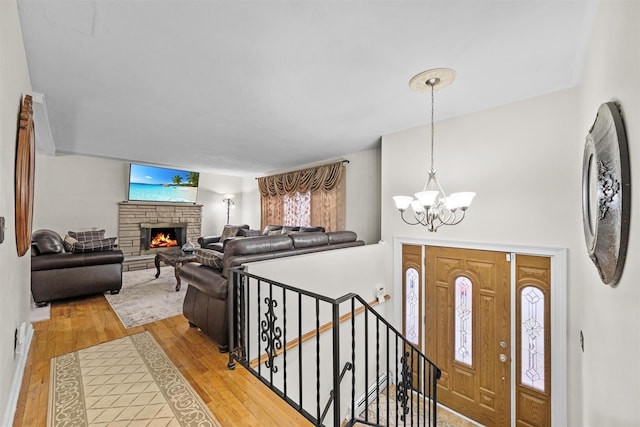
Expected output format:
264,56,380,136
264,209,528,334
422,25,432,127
227,267,441,427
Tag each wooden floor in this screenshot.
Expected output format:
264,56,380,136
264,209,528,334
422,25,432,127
13,294,312,426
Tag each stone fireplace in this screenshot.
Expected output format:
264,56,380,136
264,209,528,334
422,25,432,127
118,202,202,270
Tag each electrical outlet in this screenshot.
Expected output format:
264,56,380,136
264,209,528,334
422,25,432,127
375,284,385,303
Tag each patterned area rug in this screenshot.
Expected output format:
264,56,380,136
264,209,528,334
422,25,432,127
359,385,478,426
105,267,187,328
48,331,220,426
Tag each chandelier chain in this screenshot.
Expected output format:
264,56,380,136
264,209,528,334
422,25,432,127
430,83,435,172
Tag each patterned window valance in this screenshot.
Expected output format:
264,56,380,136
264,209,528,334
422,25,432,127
257,161,344,197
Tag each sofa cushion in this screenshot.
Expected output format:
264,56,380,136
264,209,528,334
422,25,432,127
31,250,125,271
194,248,223,269
68,229,105,242
225,234,293,257
299,226,325,233
327,231,357,244
35,235,65,254
290,232,329,248
179,263,228,300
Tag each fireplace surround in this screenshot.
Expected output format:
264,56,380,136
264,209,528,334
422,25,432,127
118,202,202,270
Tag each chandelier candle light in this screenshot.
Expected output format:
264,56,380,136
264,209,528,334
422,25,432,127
393,68,476,232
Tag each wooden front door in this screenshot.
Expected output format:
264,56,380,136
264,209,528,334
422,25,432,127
425,246,511,426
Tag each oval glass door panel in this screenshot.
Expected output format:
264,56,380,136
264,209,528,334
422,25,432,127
454,276,473,366
520,285,545,391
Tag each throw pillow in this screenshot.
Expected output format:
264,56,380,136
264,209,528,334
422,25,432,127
239,229,260,237
194,248,223,269
70,237,117,253
63,235,78,252
68,229,105,242
220,225,240,241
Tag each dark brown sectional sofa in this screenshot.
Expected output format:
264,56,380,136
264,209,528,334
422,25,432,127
179,230,364,351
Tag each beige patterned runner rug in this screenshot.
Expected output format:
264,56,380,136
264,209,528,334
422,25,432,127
48,331,220,426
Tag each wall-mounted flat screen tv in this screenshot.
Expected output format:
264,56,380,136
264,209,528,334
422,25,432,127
128,163,199,203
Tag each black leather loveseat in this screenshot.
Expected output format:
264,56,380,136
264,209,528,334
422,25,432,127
31,229,124,306
179,230,363,351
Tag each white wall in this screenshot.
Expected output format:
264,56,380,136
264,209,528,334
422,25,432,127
0,0,33,423
344,148,381,245
33,154,124,236
576,2,640,426
246,242,387,302
32,154,246,238
381,2,639,425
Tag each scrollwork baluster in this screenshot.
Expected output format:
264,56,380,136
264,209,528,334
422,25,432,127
261,296,283,373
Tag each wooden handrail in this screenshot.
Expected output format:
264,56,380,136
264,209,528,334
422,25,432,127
249,294,390,368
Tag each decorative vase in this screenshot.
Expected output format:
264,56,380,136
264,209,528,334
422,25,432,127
182,240,195,254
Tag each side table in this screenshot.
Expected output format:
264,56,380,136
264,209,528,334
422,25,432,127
154,248,197,291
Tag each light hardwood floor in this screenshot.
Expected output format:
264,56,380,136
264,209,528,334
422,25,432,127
13,293,312,426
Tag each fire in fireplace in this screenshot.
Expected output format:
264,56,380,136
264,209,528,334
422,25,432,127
140,222,187,252
150,229,179,248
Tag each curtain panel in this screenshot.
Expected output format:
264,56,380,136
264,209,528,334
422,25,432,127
258,161,346,231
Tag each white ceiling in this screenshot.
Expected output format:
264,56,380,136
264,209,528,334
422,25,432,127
17,0,595,177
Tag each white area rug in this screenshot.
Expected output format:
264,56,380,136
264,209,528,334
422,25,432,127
105,267,187,329
48,331,220,426
31,295,51,322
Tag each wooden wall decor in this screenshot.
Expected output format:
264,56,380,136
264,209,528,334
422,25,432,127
15,94,35,257
582,102,630,286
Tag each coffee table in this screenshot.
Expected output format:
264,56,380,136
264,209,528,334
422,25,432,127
154,248,197,291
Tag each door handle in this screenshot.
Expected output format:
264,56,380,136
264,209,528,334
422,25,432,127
499,354,508,363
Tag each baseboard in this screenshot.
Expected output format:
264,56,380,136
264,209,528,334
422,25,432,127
2,323,34,427
347,372,388,419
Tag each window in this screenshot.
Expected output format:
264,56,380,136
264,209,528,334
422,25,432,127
283,191,311,226
257,161,346,231
454,276,473,366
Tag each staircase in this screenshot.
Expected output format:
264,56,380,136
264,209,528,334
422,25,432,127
227,268,442,427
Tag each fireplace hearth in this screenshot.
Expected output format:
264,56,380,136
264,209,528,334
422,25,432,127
140,222,187,252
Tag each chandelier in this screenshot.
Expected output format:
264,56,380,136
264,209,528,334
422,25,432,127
393,68,476,232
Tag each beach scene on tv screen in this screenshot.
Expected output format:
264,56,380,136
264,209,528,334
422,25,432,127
129,164,199,203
